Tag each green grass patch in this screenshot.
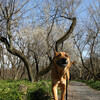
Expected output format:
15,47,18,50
0,79,52,100
76,80,100,90
27,80,52,100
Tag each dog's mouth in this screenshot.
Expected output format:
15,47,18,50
56,58,68,68
57,63,68,68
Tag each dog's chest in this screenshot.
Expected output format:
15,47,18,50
58,76,66,85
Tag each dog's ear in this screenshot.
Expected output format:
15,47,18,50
65,53,69,57
54,50,58,56
67,61,76,69
70,61,76,66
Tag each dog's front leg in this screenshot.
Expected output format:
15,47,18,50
61,85,66,100
52,84,58,100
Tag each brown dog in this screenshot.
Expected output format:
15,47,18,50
51,51,75,100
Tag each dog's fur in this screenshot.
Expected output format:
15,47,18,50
51,51,75,100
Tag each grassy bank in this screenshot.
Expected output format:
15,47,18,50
0,79,52,100
76,80,100,90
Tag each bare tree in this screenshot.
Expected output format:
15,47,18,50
73,0,100,80
0,0,36,82
35,0,81,80
0,0,81,81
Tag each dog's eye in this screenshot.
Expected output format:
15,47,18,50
57,53,61,57
65,54,68,57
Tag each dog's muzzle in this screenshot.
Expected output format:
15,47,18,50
56,57,68,67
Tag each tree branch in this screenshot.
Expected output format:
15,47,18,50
55,17,76,51
73,36,100,81
0,35,34,82
14,0,30,14
0,36,10,47
35,63,52,81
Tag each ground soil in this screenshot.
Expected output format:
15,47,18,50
66,81,100,100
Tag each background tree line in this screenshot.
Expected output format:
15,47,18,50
0,0,100,82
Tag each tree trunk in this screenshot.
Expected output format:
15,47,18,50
0,36,34,82
14,65,21,80
34,53,39,75
8,48,34,82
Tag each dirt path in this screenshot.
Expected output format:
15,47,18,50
67,81,100,100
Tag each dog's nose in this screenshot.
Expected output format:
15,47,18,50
62,58,66,61
62,58,68,64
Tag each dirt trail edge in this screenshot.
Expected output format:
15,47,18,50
67,81,100,100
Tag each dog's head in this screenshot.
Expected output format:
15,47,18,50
53,51,70,68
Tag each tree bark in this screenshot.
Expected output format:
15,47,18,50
0,36,34,82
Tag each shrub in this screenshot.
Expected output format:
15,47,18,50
0,80,52,100
27,80,52,100
27,88,51,100
76,80,100,90
86,80,100,90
